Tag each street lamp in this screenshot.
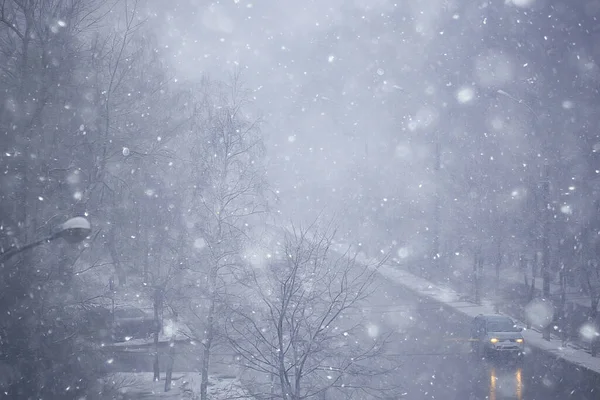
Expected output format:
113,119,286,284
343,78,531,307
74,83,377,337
0,216,92,263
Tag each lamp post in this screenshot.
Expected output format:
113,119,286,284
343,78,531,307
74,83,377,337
0,216,92,264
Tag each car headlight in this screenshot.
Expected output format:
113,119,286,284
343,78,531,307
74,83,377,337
516,338,524,344
490,338,499,344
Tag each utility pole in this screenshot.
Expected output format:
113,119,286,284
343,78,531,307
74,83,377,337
540,162,551,340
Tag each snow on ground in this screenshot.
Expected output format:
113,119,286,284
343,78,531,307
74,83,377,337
108,372,247,399
180,373,248,400
374,263,600,376
107,372,185,399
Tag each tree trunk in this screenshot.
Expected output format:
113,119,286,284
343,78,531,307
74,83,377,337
134,204,143,281
153,287,163,382
478,254,484,305
473,251,480,305
14,14,34,261
164,339,175,391
142,223,150,284
270,371,276,399
432,136,441,277
200,292,216,400
153,330,160,382
540,166,551,341
590,298,599,357
164,313,177,391
521,255,528,288
494,256,500,313
319,388,328,400
559,268,568,346
525,256,536,330
108,226,126,286
493,239,502,313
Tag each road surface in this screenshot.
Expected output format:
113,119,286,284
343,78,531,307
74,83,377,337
360,273,597,400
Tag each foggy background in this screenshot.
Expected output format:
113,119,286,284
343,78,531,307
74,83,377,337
2,0,600,398
146,0,600,259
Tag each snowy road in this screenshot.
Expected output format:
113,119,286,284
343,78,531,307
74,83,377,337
107,271,597,399
361,274,597,400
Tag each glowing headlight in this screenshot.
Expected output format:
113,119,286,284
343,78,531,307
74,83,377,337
490,338,499,344
516,338,524,344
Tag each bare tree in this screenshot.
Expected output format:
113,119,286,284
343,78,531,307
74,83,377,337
180,72,270,400
577,212,600,356
225,221,402,400
0,1,121,397
80,0,147,286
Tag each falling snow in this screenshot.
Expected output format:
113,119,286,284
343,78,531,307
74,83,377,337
1,1,599,399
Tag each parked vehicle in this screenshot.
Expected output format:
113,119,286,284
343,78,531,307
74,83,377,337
112,307,158,342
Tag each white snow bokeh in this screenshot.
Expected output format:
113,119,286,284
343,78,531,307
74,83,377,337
541,373,555,388
505,0,536,8
510,187,526,200
201,4,235,34
366,323,380,338
474,50,514,88
394,143,412,160
579,323,599,341
456,86,476,104
489,116,505,131
407,107,438,131
353,0,394,11
386,309,416,332
66,170,81,185
524,298,553,329
243,246,270,269
193,238,206,250
163,318,178,337
397,246,411,259
562,100,574,109
560,204,573,215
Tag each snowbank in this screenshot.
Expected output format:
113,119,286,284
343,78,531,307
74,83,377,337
107,372,248,399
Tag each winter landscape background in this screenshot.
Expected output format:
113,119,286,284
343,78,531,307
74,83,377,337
2,0,600,399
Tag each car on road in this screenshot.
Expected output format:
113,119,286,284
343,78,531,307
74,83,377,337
470,314,524,360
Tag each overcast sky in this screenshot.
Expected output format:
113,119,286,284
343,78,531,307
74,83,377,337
143,0,449,199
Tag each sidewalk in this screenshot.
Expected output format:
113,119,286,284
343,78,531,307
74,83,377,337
373,263,600,376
